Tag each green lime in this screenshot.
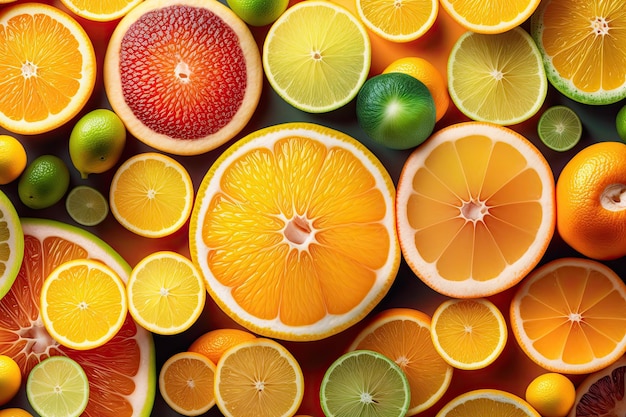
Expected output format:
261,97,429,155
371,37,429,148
66,185,109,226
26,356,89,417
616,104,626,142
356,72,436,150
18,155,70,210
227,0,288,26
537,105,582,151
69,109,126,179
320,349,411,417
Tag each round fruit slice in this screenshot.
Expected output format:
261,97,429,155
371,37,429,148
356,0,438,42
448,28,547,125
59,0,144,21
189,122,399,341
0,190,23,301
537,105,582,152
348,308,453,416
104,0,262,155
439,0,541,34
510,257,626,374
0,218,155,417
0,3,96,135
568,355,626,417
531,0,626,105
66,185,109,227
320,349,411,417
263,1,371,113
396,122,555,298
436,389,541,417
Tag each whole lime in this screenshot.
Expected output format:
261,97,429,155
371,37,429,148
69,109,126,179
226,0,288,26
356,72,436,150
616,104,626,142
18,155,70,210
0,135,27,185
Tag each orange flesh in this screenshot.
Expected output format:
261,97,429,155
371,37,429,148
444,0,533,26
448,396,531,416
119,5,247,139
202,136,390,327
407,134,543,282
162,356,214,411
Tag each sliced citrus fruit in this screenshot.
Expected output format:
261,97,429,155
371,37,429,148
188,328,256,365
0,190,23,301
531,0,626,105
127,251,206,335
436,389,541,417
348,308,453,415
447,28,547,125
214,338,304,417
569,355,626,417
159,351,216,416
65,185,109,227
59,0,144,21
439,0,541,34
431,298,507,370
109,152,194,238
396,122,555,298
537,105,582,152
510,257,626,374
26,356,89,417
0,3,96,135
262,0,371,113
189,122,399,341
0,218,155,417
104,0,262,155
320,349,411,417
356,0,438,42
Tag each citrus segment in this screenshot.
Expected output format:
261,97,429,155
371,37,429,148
569,355,626,417
59,0,144,21
356,0,438,42
436,389,541,417
262,1,371,113
0,3,96,135
396,122,555,298
348,308,453,415
104,0,262,155
188,328,256,365
510,258,626,374
189,122,399,341
439,0,541,34
0,190,23,301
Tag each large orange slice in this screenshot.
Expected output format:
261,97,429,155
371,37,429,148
104,0,262,156
189,122,400,341
0,218,155,417
396,122,555,298
59,0,144,22
439,0,541,34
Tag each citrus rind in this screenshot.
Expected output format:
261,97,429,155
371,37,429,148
356,0,438,42
0,190,23,301
437,389,542,417
439,0,541,34
59,0,144,21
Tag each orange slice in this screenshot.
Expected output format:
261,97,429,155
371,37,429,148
348,308,453,416
437,389,541,417
396,122,555,298
0,3,96,135
356,0,438,42
189,122,399,341
59,0,144,22
510,257,626,374
439,0,541,34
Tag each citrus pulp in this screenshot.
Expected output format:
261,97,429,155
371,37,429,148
568,355,626,417
0,189,23,301
356,0,438,42
436,389,541,417
439,0,541,34
59,0,144,21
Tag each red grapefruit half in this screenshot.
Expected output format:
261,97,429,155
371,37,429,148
104,0,262,156
0,218,155,417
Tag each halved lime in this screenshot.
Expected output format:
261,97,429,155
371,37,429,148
26,355,89,417
66,185,109,226
0,189,23,300
320,349,410,417
537,105,582,151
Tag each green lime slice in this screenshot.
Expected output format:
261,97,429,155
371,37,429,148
65,185,109,226
320,349,410,417
27,355,89,417
537,105,582,151
0,189,24,300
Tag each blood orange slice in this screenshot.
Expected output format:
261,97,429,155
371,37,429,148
0,218,155,417
104,0,262,156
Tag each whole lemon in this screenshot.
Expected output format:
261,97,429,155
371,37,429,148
0,135,27,185
0,355,21,406
0,409,33,417
18,155,70,210
226,0,288,26
525,372,575,417
69,109,126,179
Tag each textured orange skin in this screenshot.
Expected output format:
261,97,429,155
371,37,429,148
556,141,626,260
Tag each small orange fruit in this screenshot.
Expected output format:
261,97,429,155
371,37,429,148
556,141,626,260
0,354,21,406
525,373,575,417
188,328,256,365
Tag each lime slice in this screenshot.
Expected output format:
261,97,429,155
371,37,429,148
537,105,582,151
320,349,411,417
26,356,89,417
0,189,24,300
66,185,109,226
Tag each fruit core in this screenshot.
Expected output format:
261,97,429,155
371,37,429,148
601,183,626,212
461,199,489,222
284,216,314,247
591,16,610,36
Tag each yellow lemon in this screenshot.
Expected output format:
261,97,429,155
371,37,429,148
0,135,27,185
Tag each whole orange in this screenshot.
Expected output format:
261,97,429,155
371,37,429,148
556,141,626,260
188,328,256,365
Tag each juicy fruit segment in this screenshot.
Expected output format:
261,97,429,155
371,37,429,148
436,389,541,417
569,356,626,417
448,28,547,125
65,185,110,227
214,338,304,417
510,258,626,374
189,122,399,341
525,373,575,417
104,0,262,155
320,349,411,417
0,218,155,417
0,3,96,135
396,122,555,298
188,328,256,365
0,190,23,300
59,0,144,21
356,0,438,42
537,106,582,152
0,355,21,406
0,135,27,185
348,308,453,416
262,1,371,113
439,0,541,34
18,155,70,210
531,0,626,105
